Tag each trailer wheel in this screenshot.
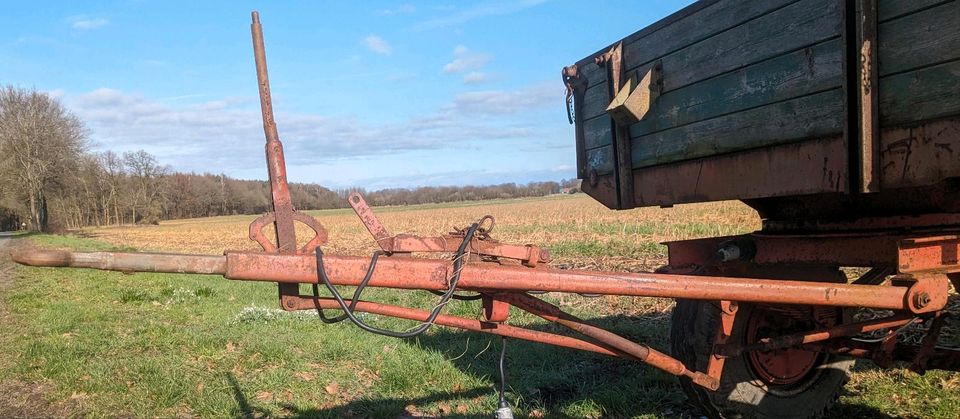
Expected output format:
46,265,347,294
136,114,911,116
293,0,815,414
670,300,854,419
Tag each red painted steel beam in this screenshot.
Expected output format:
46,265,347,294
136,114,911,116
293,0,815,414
286,295,625,358
250,12,301,306
13,249,928,311
898,235,960,274
500,293,719,390
13,249,227,274
715,312,917,357
222,251,916,310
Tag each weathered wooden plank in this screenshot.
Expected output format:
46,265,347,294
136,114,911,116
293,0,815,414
880,116,960,188
579,59,607,89
631,88,845,168
649,0,842,93
632,136,846,206
580,0,782,90
879,59,960,126
577,0,723,69
580,84,610,122
623,0,797,70
583,115,613,150
586,145,615,175
857,0,881,193
878,0,953,22
581,62,657,121
878,1,960,76
628,39,843,138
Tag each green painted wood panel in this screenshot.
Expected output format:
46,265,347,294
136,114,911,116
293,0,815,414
579,58,607,89
631,88,845,168
583,115,613,150
878,0,953,22
879,1,960,76
629,39,843,139
651,0,842,93
581,84,610,121
623,0,796,71
586,145,615,175
880,59,960,126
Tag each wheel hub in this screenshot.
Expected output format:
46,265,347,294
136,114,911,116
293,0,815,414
745,307,835,386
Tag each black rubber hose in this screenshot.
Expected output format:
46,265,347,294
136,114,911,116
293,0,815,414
311,251,385,324
315,222,480,338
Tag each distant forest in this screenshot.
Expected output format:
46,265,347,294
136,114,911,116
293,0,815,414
0,86,579,232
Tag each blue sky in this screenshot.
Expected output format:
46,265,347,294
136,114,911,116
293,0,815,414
2,1,693,189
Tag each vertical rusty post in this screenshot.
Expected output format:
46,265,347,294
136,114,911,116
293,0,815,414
598,43,635,209
856,0,880,193
251,11,300,307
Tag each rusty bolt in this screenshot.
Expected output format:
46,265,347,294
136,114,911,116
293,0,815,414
286,299,297,309
913,292,931,309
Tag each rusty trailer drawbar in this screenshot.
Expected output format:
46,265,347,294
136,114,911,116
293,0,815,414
13,5,960,418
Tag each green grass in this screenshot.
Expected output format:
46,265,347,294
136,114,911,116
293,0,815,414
2,234,685,418
3,204,959,418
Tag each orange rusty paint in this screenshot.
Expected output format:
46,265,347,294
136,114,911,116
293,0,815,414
717,312,916,357
288,295,625,358
388,234,550,266
898,235,960,274
14,249,925,311
706,301,737,381
482,295,511,323
348,192,394,252
500,293,719,390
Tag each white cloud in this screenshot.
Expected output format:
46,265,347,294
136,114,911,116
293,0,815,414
62,82,560,180
362,34,392,55
442,45,490,74
463,72,488,84
414,0,548,31
377,4,416,16
444,82,557,116
68,15,109,30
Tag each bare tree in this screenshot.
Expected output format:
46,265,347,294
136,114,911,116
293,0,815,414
123,150,168,224
0,86,86,232
99,151,125,225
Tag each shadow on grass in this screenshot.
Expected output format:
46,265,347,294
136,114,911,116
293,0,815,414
226,372,272,419
224,298,956,418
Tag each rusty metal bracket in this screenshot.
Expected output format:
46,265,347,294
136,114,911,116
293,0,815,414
707,301,738,381
348,192,394,252
482,294,511,323
895,274,952,314
249,211,328,254
606,61,661,126
898,235,960,274
595,42,636,209
345,195,550,266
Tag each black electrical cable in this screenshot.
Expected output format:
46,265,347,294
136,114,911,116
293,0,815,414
310,250,385,324
315,222,480,338
427,289,483,300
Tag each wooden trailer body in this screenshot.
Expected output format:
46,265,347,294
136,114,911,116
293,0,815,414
570,0,960,222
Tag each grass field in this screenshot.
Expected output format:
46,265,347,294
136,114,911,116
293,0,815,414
1,194,958,418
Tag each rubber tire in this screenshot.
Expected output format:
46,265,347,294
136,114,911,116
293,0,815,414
670,300,854,419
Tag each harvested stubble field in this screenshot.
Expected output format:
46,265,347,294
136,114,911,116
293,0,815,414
1,194,958,418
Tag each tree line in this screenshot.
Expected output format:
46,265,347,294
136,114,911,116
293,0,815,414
0,86,578,232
